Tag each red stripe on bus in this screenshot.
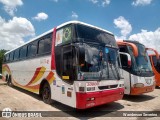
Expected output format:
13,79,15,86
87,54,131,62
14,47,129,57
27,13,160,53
76,88,124,109
51,27,56,70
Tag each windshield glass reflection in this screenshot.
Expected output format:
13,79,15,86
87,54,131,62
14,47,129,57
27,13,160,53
78,44,120,80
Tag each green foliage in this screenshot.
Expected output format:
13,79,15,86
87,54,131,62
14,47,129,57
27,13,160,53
0,49,7,74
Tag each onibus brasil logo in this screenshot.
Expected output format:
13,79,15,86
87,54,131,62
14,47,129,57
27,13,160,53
1,107,42,118
2,108,12,118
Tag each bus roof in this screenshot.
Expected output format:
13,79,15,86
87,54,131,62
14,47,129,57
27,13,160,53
5,21,113,54
123,40,144,46
117,40,139,57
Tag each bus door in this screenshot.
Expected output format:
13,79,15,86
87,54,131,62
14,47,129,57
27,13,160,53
119,52,132,94
55,45,76,106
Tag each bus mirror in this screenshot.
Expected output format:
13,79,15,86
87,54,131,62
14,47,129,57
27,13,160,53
78,46,85,65
119,52,131,68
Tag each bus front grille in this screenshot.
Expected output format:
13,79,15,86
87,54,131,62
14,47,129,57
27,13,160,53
98,84,118,90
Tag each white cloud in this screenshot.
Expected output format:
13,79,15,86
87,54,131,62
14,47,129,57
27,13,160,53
33,12,48,21
0,0,23,16
89,0,98,4
102,0,110,7
114,16,132,39
0,16,35,50
71,11,78,19
89,0,110,7
132,0,153,6
129,28,160,52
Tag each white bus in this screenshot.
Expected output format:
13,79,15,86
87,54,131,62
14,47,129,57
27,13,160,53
117,40,155,95
2,21,124,109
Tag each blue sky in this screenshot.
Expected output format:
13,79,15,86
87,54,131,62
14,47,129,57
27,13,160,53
0,0,160,52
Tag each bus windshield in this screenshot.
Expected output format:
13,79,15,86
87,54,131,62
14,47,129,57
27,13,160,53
78,43,120,80
75,24,120,80
152,55,160,73
131,44,153,73
75,24,118,47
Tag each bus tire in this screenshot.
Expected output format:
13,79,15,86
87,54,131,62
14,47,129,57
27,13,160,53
6,75,8,82
7,75,13,87
42,82,52,104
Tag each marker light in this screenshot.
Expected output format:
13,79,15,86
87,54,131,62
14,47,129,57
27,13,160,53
133,83,144,88
86,97,95,101
119,84,124,87
87,87,95,91
79,87,85,92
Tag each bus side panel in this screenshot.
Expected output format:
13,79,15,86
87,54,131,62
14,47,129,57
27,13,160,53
130,75,155,95
2,64,10,82
151,62,160,86
2,55,54,94
122,70,131,95
149,54,160,86
50,74,77,108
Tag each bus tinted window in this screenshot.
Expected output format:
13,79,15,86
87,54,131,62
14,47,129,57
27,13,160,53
76,24,117,47
27,41,37,57
5,54,9,62
9,52,14,61
20,46,27,59
3,55,6,62
38,35,52,55
3,54,8,62
152,56,160,73
14,49,19,61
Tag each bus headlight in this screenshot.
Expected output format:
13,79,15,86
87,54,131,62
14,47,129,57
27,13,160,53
87,87,95,91
79,87,85,92
119,84,124,87
133,83,144,88
86,97,95,101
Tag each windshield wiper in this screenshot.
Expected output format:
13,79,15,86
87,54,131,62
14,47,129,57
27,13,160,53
109,63,118,79
112,63,120,80
99,70,103,81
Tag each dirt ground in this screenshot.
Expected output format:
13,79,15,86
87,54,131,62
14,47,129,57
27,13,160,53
0,79,160,120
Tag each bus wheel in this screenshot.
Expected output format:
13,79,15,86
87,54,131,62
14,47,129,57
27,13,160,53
6,75,8,82
42,82,52,104
7,75,13,87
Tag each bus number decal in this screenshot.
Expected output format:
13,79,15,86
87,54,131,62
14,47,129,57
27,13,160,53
86,82,99,86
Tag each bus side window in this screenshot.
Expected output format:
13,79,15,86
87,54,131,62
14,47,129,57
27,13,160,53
5,54,9,62
152,56,160,73
55,45,76,84
44,35,52,53
20,46,27,59
38,35,52,55
3,54,6,63
62,46,74,84
9,52,14,62
152,56,157,66
13,49,20,61
27,41,38,57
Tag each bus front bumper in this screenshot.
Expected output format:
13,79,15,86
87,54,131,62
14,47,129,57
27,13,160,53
76,88,124,109
130,85,155,95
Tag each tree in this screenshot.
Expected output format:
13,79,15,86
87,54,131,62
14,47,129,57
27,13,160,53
0,49,7,74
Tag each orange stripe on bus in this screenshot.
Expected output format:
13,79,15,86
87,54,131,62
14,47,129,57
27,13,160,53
130,85,155,95
2,64,11,75
25,67,46,86
13,80,40,92
3,65,55,93
46,72,55,84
